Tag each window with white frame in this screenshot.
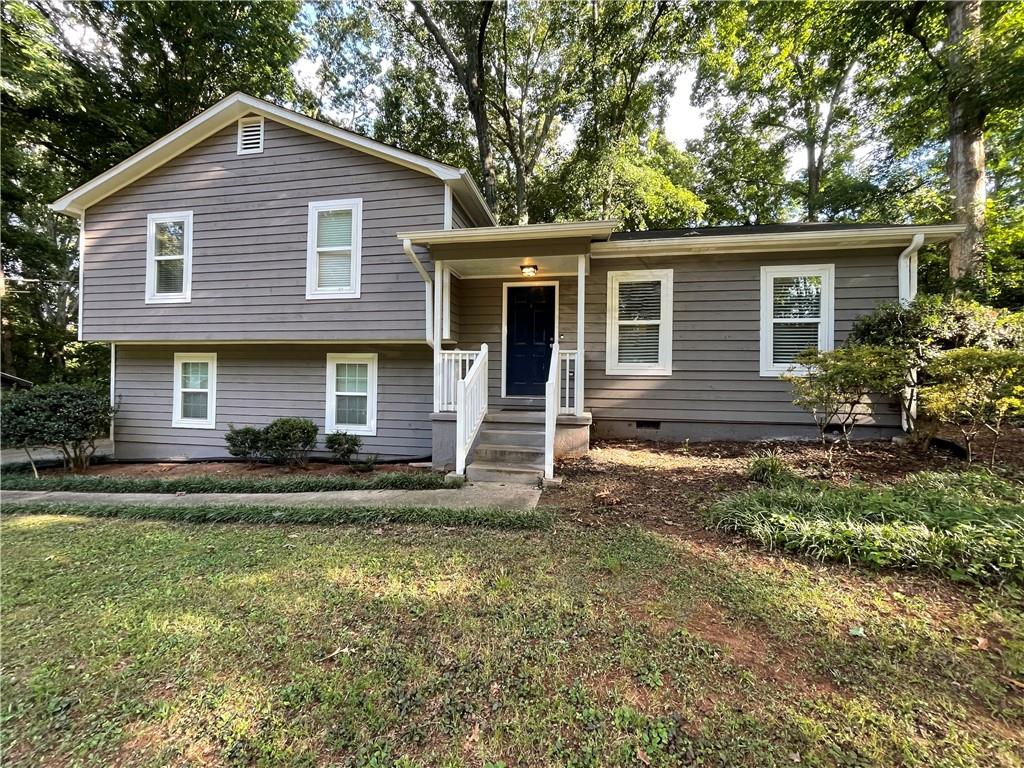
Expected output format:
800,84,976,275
306,199,362,299
326,353,377,436
606,269,673,376
759,264,835,377
146,211,192,303
172,353,216,428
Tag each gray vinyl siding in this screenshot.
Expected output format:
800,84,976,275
113,344,432,460
451,198,473,229
83,118,443,341
454,249,900,428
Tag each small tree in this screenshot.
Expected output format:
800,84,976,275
260,417,318,468
0,383,116,475
784,345,908,462
918,348,1024,466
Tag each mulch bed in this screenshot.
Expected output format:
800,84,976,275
544,430,1024,531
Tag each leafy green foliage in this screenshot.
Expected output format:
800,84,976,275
783,345,908,454
0,383,115,473
224,425,265,464
918,348,1024,465
0,470,459,494
325,431,362,463
259,417,318,468
746,450,800,489
710,468,1024,584
1,502,549,530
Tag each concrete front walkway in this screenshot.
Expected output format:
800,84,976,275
1,482,541,511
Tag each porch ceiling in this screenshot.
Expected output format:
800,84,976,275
447,253,585,278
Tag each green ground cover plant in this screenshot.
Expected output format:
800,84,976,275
2,514,1020,766
710,461,1024,584
0,470,460,494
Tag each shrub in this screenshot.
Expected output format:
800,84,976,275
225,425,265,464
0,383,116,475
354,453,378,473
707,469,1024,584
260,417,318,468
918,348,1024,465
325,432,362,463
784,345,908,458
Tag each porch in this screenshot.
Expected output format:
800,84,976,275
399,222,616,481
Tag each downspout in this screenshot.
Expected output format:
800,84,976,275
403,238,434,349
897,233,925,432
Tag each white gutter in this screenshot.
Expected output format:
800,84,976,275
403,238,434,348
897,233,924,305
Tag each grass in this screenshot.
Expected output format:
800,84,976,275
710,464,1024,584
3,513,1022,766
1,502,553,530
0,470,461,494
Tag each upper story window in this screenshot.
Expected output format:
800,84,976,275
606,269,673,376
237,116,264,155
146,211,192,304
172,352,217,428
306,199,362,299
759,264,835,377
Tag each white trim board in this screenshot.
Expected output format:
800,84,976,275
500,280,560,399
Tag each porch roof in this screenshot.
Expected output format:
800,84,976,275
396,220,618,246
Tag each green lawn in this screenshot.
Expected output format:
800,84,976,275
3,513,1022,767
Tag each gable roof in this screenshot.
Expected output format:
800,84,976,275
49,92,495,225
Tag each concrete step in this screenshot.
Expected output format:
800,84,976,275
483,410,545,425
473,444,545,464
475,427,545,449
466,461,543,485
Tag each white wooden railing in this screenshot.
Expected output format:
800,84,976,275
437,349,481,412
557,349,582,416
543,342,559,479
455,344,488,475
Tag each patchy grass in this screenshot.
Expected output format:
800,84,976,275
3,514,1023,766
1,502,552,530
0,470,460,494
709,468,1024,585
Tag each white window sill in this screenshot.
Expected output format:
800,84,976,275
605,366,672,377
327,423,375,436
171,419,217,429
760,365,809,378
146,295,191,304
305,290,361,301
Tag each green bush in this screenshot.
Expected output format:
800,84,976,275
746,450,799,489
708,469,1024,584
325,432,362,462
1,501,553,530
0,471,462,494
918,348,1024,465
225,425,265,464
261,417,318,468
0,383,116,474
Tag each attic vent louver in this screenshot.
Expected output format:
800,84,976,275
237,116,264,155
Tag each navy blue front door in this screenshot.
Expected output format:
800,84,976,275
505,285,556,396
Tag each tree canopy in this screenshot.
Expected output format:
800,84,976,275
2,0,1021,384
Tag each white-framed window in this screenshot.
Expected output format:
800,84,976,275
326,353,377,436
237,116,264,154
759,264,835,377
145,211,192,304
306,199,362,299
606,269,674,376
172,353,216,429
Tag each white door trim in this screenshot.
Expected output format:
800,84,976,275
501,280,560,399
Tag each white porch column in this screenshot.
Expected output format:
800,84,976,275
432,260,444,412
576,253,586,416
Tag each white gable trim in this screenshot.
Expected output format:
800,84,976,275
49,92,494,224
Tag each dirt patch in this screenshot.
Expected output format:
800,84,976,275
40,459,428,480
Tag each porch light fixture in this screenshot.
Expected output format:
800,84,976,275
520,264,539,277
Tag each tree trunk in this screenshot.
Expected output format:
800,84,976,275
806,137,819,221
945,0,986,282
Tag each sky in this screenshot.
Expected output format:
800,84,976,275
663,68,707,147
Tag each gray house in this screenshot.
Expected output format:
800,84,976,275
51,93,963,482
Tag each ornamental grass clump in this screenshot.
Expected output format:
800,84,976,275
708,469,1024,584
